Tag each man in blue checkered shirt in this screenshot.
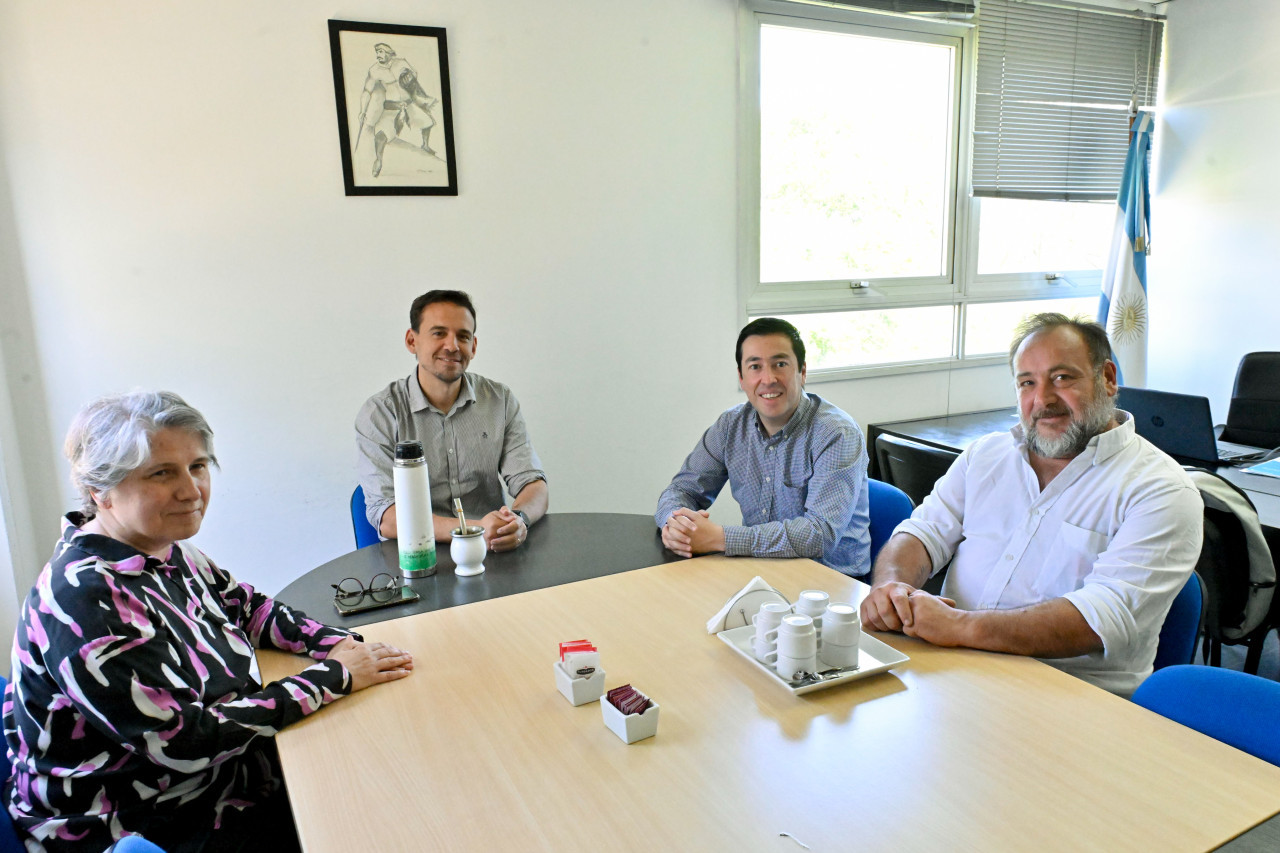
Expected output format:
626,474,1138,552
655,318,872,578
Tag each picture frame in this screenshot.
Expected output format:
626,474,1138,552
328,19,458,196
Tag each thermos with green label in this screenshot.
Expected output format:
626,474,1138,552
393,440,437,577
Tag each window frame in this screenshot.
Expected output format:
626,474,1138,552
738,1,1105,382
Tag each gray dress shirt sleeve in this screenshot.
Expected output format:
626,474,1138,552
354,393,400,531
497,392,546,499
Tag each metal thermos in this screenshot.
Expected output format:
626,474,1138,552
393,440,437,578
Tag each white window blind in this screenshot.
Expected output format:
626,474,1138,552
972,0,1162,201
774,0,974,16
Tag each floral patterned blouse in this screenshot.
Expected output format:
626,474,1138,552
4,515,357,851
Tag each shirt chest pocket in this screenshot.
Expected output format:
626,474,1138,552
778,460,813,516
1037,521,1110,597
471,429,503,477
449,424,502,489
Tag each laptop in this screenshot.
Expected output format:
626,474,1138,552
1119,386,1270,465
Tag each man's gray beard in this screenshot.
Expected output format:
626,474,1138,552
1023,386,1117,460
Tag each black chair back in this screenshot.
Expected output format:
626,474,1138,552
874,434,959,508
1221,351,1280,448
1184,466,1277,674
1197,508,1251,640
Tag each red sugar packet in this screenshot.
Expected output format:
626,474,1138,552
620,693,650,715
559,640,595,661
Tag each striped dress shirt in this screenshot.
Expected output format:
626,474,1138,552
355,371,546,529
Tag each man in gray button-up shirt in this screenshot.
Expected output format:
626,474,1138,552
356,290,548,551
655,318,871,577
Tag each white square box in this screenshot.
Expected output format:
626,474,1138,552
600,695,660,744
554,661,605,706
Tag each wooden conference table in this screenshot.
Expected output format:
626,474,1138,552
260,556,1280,852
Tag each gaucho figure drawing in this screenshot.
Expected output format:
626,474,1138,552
356,42,440,177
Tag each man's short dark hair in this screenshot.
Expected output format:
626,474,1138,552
1009,312,1111,373
736,317,806,373
410,290,477,332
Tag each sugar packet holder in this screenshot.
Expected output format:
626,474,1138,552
555,640,605,706
601,684,659,744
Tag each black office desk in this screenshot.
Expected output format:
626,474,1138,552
867,407,1019,481
277,512,677,629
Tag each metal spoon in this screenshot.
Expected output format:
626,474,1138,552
787,665,861,688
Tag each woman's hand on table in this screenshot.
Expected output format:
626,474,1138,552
328,638,414,692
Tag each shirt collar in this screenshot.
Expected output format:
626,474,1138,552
1008,409,1136,466
756,393,816,442
1094,410,1137,462
408,370,475,417
60,513,176,575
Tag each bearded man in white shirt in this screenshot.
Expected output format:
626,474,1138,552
860,313,1203,696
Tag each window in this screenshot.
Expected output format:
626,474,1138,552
741,1,1158,378
777,306,956,370
963,296,1102,357
975,199,1113,276
759,24,956,285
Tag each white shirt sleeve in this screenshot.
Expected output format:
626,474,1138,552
1061,477,1204,664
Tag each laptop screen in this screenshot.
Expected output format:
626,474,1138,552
1118,386,1220,464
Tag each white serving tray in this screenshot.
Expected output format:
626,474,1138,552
716,624,909,696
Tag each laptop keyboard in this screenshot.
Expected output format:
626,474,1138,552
1217,439,1268,460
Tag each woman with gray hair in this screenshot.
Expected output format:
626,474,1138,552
3,390,413,853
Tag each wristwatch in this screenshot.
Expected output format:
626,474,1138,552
515,509,531,528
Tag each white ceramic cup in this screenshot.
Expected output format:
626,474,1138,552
775,652,817,682
796,590,829,641
819,641,859,670
752,602,790,640
752,601,791,663
754,627,784,664
796,590,830,620
776,614,817,660
820,603,861,648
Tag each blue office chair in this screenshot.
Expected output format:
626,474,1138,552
1133,665,1280,767
1153,572,1206,671
107,837,170,852
351,486,381,549
0,676,168,853
867,479,914,566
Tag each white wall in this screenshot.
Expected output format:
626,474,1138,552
0,0,1012,597
1149,0,1280,418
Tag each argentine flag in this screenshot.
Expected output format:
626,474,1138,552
1098,111,1153,387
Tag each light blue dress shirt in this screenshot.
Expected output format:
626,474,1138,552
656,393,871,578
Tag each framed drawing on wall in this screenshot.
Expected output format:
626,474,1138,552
328,19,457,195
